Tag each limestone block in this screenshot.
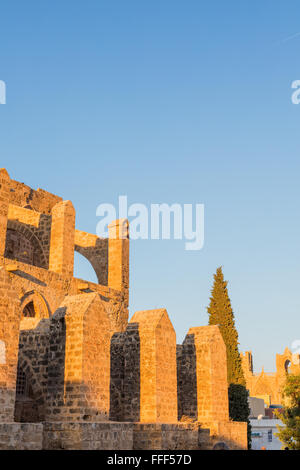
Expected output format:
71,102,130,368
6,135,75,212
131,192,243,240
129,308,178,423
178,325,229,423
190,325,229,422
0,266,21,421
0,169,10,257
47,293,111,421
49,200,75,277
108,219,129,291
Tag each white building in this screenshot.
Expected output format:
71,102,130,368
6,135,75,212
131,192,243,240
250,418,284,450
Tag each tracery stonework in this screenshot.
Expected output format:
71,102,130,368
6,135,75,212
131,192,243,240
241,348,300,406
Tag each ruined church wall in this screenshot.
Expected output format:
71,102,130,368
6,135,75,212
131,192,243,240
109,325,140,422
74,230,108,286
9,180,62,215
15,320,50,422
47,294,111,422
6,204,52,269
176,338,197,421
0,423,43,450
241,349,300,406
2,256,128,333
0,267,21,422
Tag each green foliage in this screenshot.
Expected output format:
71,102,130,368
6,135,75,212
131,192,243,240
207,267,251,448
229,384,252,447
207,267,245,386
275,373,300,450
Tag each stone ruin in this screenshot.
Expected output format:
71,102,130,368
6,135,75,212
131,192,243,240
241,348,300,406
0,168,247,450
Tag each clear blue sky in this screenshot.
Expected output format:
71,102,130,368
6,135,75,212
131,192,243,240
1,1,299,372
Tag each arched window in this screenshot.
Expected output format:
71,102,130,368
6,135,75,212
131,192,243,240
5,229,34,265
5,225,48,269
23,301,36,318
16,365,29,397
14,361,43,422
285,359,291,374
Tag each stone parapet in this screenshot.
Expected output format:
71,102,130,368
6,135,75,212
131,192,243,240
43,422,134,450
133,423,210,450
0,423,43,450
204,420,248,450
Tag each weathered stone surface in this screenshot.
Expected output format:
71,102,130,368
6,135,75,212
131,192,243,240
43,422,133,450
0,168,10,257
129,309,178,423
108,219,129,297
0,169,247,450
14,319,50,422
177,338,197,421
178,326,229,423
47,293,111,422
0,423,43,450
49,200,75,278
133,423,207,450
241,348,300,406
0,267,21,422
43,422,211,450
207,420,248,450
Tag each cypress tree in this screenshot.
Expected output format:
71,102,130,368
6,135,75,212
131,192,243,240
207,266,251,448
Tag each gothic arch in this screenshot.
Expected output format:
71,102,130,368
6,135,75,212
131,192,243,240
252,373,277,404
14,355,45,422
276,348,293,375
5,220,48,269
20,291,51,320
74,231,108,285
284,359,291,373
73,249,99,283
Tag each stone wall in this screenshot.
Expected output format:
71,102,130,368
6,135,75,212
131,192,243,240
109,332,126,422
43,422,211,450
9,179,62,214
6,204,51,268
47,294,111,422
15,319,50,422
177,326,229,423
1,256,128,333
110,309,178,423
49,200,75,278
241,348,300,406
1,169,129,332
109,324,141,423
132,423,205,450
108,219,129,293
75,230,108,286
208,421,248,450
0,267,21,422
0,423,43,450
129,309,178,423
0,419,246,450
43,422,134,450
177,339,197,421
0,169,248,451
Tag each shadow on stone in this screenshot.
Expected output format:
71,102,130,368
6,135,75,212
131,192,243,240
109,323,140,422
177,333,197,421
